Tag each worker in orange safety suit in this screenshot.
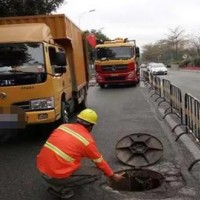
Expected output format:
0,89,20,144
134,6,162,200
36,108,125,199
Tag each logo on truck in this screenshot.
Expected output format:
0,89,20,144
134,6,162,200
112,66,116,71
0,92,7,100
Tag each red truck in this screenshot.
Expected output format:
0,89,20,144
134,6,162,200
94,38,140,88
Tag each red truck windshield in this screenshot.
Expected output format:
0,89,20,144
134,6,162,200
96,46,133,60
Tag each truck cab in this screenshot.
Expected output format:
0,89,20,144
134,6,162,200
94,38,140,88
0,15,89,131
0,24,70,128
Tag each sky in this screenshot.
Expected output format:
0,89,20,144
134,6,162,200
55,0,200,48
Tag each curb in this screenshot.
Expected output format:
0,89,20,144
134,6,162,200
157,105,200,169
175,69,200,73
143,81,200,171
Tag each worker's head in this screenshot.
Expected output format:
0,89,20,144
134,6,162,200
77,108,98,131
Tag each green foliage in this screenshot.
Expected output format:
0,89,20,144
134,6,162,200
0,0,64,17
141,27,189,65
180,57,200,66
193,57,200,66
84,29,110,64
84,29,110,44
141,27,200,66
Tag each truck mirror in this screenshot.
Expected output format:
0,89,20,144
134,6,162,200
136,47,140,57
56,52,67,66
54,66,66,74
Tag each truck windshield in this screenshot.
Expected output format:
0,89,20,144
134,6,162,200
0,43,47,86
0,42,45,73
96,46,133,60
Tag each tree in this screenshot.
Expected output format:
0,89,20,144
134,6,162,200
84,29,110,63
141,40,167,63
141,27,189,65
141,44,157,62
88,29,110,44
0,0,64,17
165,27,187,62
190,34,200,56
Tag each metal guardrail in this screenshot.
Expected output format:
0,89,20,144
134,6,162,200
175,93,200,141
158,79,171,106
183,93,200,171
148,73,155,92
163,84,184,131
143,71,184,132
185,93,200,140
142,70,150,85
150,76,164,103
141,70,200,172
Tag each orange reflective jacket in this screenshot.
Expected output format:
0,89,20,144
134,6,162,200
37,123,114,178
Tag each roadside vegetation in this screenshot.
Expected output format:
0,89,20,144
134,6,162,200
141,27,200,67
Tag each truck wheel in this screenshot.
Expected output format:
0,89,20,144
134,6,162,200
79,90,87,111
58,101,69,125
99,84,105,88
131,82,137,87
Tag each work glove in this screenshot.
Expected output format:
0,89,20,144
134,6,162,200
109,171,125,182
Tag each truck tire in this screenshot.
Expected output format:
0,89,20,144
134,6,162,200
131,82,137,87
99,84,105,88
79,89,87,111
57,101,69,125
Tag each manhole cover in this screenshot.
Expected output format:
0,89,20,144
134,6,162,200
115,133,163,167
109,169,165,192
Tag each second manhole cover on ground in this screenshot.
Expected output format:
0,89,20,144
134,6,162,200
115,133,163,167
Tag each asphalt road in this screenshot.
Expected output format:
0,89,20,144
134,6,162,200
1,83,200,200
156,69,200,100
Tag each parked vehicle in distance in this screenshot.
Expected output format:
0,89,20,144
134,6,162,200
146,62,156,71
139,63,147,68
148,63,168,75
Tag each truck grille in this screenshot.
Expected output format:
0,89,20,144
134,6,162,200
102,65,128,72
12,101,31,111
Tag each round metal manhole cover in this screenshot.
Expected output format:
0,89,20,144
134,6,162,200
115,133,163,167
108,169,165,192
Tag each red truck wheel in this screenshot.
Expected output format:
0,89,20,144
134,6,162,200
99,84,105,88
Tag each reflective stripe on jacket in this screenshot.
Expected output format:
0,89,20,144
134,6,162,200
37,123,114,178
44,141,75,163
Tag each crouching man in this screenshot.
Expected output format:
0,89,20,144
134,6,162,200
36,108,125,199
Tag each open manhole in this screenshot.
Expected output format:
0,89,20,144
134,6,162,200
109,134,165,192
115,133,163,167
109,169,165,192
